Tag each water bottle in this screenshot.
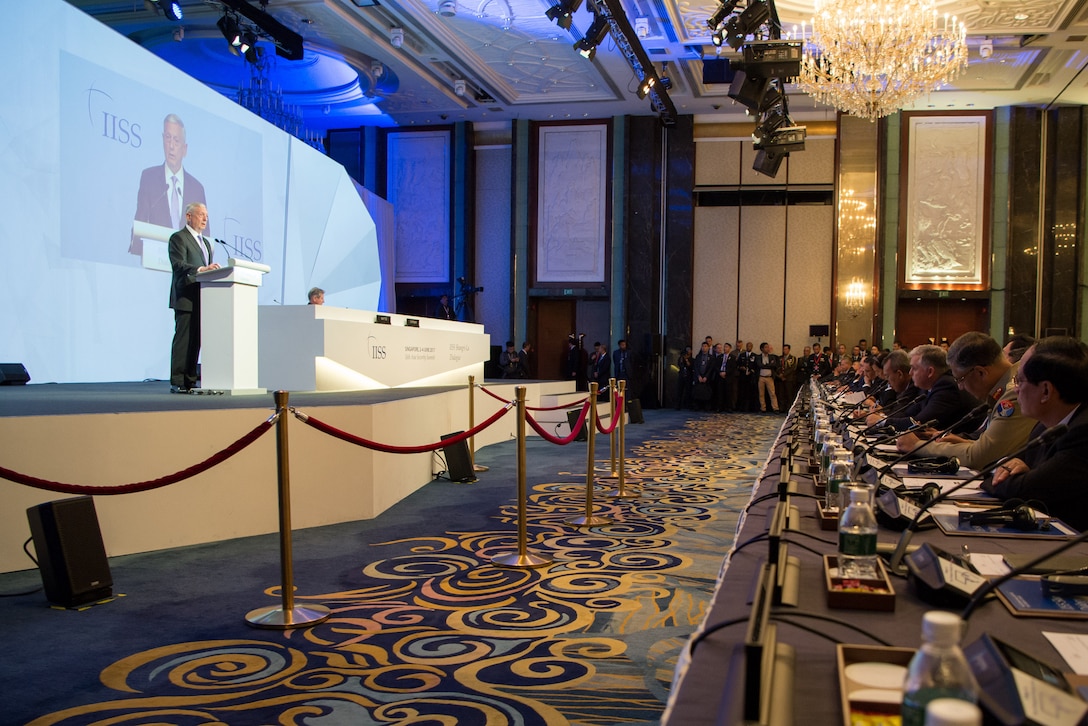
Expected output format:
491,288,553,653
819,434,835,488
901,611,979,726
827,452,851,512
838,482,878,579
924,698,982,726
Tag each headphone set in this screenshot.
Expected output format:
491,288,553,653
961,499,1050,532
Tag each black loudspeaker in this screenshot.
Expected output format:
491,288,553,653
566,410,588,442
808,325,830,338
441,432,477,483
27,496,113,607
627,398,644,424
0,363,30,385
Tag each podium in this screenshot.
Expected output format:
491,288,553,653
197,259,271,395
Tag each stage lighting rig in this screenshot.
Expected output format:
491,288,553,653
723,1,769,50
546,0,584,31
706,0,740,30
216,0,304,61
573,10,609,60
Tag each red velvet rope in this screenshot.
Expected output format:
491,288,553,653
525,400,591,445
477,384,589,412
595,396,624,435
296,402,512,453
0,415,277,496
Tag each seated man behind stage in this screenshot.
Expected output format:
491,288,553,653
984,336,1088,530
895,332,1035,469
867,344,977,432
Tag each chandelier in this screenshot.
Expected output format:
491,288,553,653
797,0,968,121
235,46,326,153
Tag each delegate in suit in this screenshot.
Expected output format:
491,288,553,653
169,202,219,393
131,114,207,256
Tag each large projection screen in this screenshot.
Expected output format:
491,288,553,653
0,0,383,384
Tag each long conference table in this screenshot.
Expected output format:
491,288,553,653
663,387,1088,725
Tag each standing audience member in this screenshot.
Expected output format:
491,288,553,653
692,342,714,410
500,341,521,379
776,344,799,408
518,342,533,378
985,337,1088,530
755,342,780,413
715,342,733,412
676,346,693,410
590,341,611,396
436,294,456,320
613,339,630,382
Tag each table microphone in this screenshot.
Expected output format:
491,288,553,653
855,393,927,437
869,403,990,479
883,423,1068,576
854,417,938,462
961,520,1088,622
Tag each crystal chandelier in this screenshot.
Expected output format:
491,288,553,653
797,0,968,121
843,277,868,319
235,46,326,153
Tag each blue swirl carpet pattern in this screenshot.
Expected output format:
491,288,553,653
5,411,781,725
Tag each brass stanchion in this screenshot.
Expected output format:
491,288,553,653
566,382,612,526
468,375,488,473
492,387,552,568
607,380,639,499
608,377,617,476
246,391,331,629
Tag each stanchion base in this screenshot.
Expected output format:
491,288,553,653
245,603,332,629
565,515,613,526
473,464,489,472
491,551,553,568
605,490,640,499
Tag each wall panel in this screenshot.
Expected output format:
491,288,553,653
785,205,834,350
738,206,787,346
693,206,740,347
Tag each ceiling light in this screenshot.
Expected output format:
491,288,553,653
634,17,649,38
217,13,243,53
438,0,457,17
546,0,584,31
454,79,467,96
636,76,656,99
574,13,609,60
372,60,384,77
390,27,404,48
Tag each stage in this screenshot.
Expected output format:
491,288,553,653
0,379,596,574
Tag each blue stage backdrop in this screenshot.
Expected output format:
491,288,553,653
0,0,385,384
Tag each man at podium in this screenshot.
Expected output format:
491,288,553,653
169,202,219,393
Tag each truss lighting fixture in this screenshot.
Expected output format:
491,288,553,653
574,13,609,60
705,0,739,31
636,76,655,99
546,0,584,31
155,0,183,22
217,13,244,52
390,27,405,48
724,1,770,50
753,149,784,177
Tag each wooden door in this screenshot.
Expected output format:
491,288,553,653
894,298,990,349
530,299,577,381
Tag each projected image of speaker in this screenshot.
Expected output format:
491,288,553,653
441,431,477,483
566,409,588,442
27,496,112,607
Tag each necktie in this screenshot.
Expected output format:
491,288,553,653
170,175,180,229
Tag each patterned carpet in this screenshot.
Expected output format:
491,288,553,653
24,412,781,726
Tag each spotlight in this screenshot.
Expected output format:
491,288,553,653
753,124,806,154
723,1,769,50
159,0,183,22
727,69,769,111
390,27,404,48
217,13,243,53
636,76,656,99
634,17,649,38
438,0,457,16
573,13,608,60
372,60,384,77
454,79,467,96
752,149,785,178
705,0,739,30
711,29,724,47
239,30,257,54
659,76,673,90
546,0,583,31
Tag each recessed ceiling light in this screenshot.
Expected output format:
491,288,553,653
1014,12,1029,20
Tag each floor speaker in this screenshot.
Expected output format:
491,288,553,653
566,410,588,441
627,399,644,424
27,496,113,607
0,362,30,385
441,432,477,483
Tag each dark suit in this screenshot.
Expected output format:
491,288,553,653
131,165,206,255
984,405,1088,530
886,371,978,432
169,227,213,388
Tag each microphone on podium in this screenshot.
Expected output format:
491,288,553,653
883,423,1068,575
